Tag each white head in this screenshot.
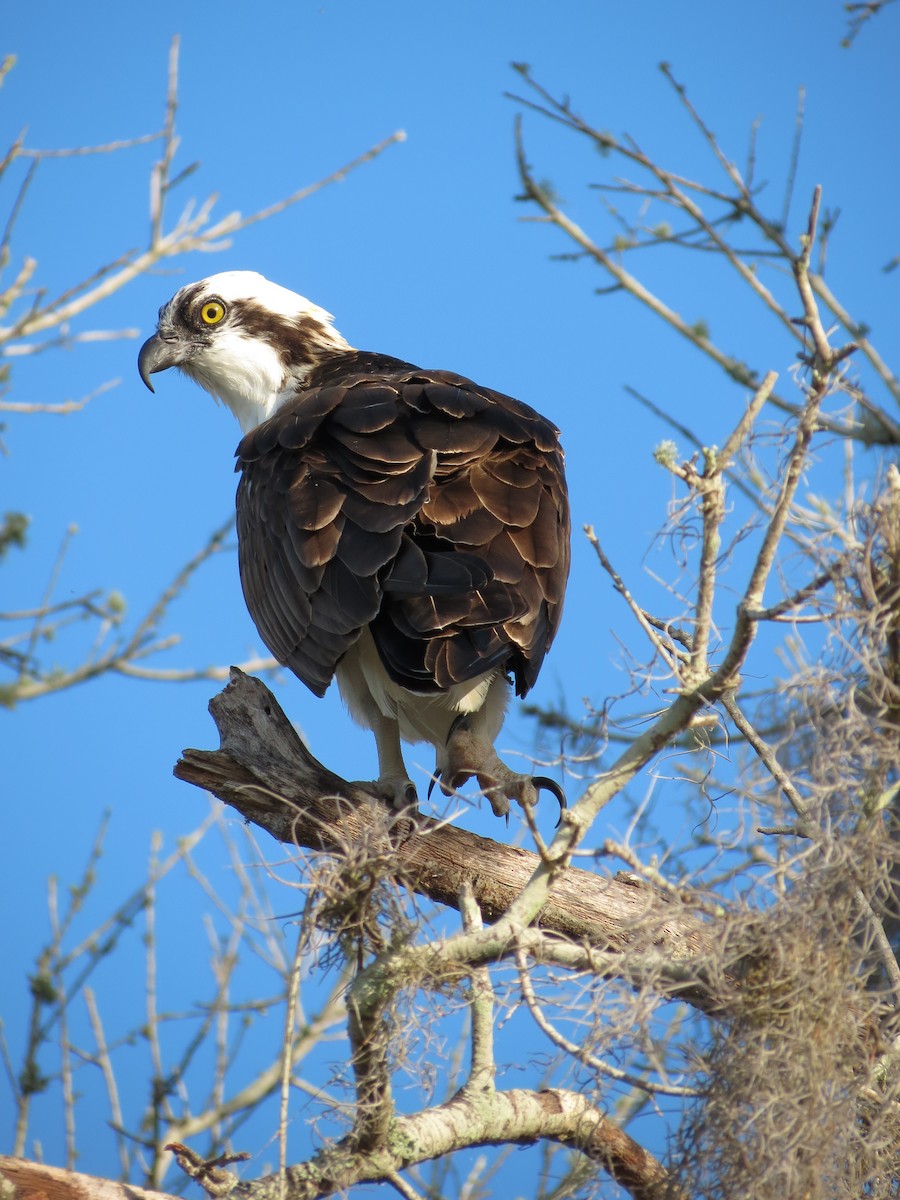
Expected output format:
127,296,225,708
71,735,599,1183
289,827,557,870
138,271,351,433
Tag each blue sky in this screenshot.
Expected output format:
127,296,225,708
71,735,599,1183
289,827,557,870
3,0,899,1187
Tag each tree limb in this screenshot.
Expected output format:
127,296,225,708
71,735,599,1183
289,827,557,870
227,1088,681,1200
174,669,728,1012
0,1157,176,1200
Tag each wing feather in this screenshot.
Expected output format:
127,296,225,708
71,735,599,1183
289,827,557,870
469,462,544,527
287,472,345,530
235,353,570,699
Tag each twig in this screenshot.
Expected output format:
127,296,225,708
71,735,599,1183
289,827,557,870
17,525,78,687
385,1173,426,1200
511,69,899,436
84,987,130,1178
144,832,167,1176
744,553,852,621
18,133,163,160
515,949,699,1098
721,690,810,825
280,930,306,1188
842,0,899,47
781,87,805,233
585,525,687,671
48,881,76,1168
166,1143,250,1197
459,884,496,1095
149,37,181,248
2,64,404,346
0,379,120,413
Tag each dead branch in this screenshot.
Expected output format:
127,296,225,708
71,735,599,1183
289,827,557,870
174,669,726,1011
222,1088,681,1200
0,1157,177,1200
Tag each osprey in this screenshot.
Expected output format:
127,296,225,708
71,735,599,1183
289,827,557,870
139,271,570,820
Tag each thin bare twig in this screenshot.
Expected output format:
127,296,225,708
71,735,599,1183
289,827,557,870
515,949,699,1098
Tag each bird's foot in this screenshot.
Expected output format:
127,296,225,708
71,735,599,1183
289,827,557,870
356,774,419,814
480,770,566,826
442,718,566,824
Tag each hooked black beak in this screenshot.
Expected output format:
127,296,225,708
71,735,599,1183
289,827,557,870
138,333,188,393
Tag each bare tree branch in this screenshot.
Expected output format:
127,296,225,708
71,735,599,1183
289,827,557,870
174,669,726,1010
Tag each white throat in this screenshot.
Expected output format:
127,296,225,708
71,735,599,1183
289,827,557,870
184,329,300,435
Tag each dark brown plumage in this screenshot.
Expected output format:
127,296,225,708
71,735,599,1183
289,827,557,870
139,272,570,821
236,351,568,706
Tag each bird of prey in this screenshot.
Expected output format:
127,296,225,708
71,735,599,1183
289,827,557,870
139,271,570,820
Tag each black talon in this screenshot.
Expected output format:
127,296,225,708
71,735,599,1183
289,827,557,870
427,768,442,801
447,713,469,742
532,776,567,826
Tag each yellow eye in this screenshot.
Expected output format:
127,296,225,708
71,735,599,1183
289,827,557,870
200,300,226,325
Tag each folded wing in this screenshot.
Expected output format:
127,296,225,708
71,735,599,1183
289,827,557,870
235,355,570,700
